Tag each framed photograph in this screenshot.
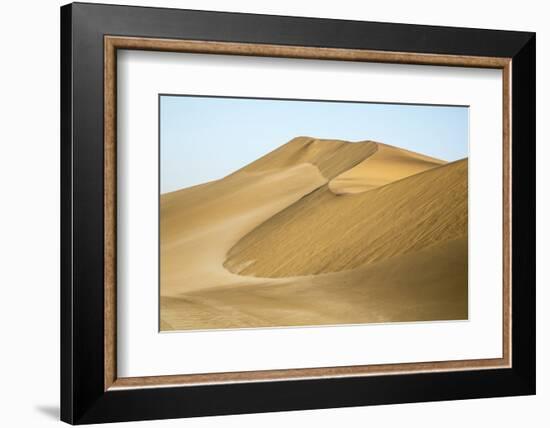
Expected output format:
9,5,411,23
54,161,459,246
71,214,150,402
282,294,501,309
60,2,536,424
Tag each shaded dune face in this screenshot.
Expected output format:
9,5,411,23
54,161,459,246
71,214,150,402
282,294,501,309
224,157,467,278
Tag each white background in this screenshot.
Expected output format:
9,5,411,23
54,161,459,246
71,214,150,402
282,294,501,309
0,0,546,427
118,51,503,377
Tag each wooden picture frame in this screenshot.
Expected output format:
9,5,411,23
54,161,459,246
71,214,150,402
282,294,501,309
61,2,535,424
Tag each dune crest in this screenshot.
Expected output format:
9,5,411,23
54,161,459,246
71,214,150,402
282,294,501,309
329,142,445,195
233,136,377,179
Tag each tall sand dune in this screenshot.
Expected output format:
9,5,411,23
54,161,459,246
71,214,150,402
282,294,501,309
161,136,375,295
160,136,468,330
224,158,467,277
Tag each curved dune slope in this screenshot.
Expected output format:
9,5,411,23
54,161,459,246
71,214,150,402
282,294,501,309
329,143,445,195
224,158,467,277
161,163,326,295
163,237,467,329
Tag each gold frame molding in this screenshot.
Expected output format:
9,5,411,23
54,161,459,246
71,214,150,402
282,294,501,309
104,35,512,391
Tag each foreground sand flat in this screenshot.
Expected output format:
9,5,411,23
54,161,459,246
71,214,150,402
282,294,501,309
160,137,468,331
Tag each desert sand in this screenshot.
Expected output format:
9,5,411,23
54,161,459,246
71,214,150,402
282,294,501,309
160,137,468,331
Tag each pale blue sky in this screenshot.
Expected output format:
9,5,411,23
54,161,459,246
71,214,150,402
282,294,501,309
160,95,468,194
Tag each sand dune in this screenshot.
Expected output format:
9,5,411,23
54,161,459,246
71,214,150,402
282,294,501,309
161,137,377,295
224,158,467,277
160,136,468,330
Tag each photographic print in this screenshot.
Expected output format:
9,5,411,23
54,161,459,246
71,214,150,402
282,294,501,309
159,95,469,331
62,7,535,422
